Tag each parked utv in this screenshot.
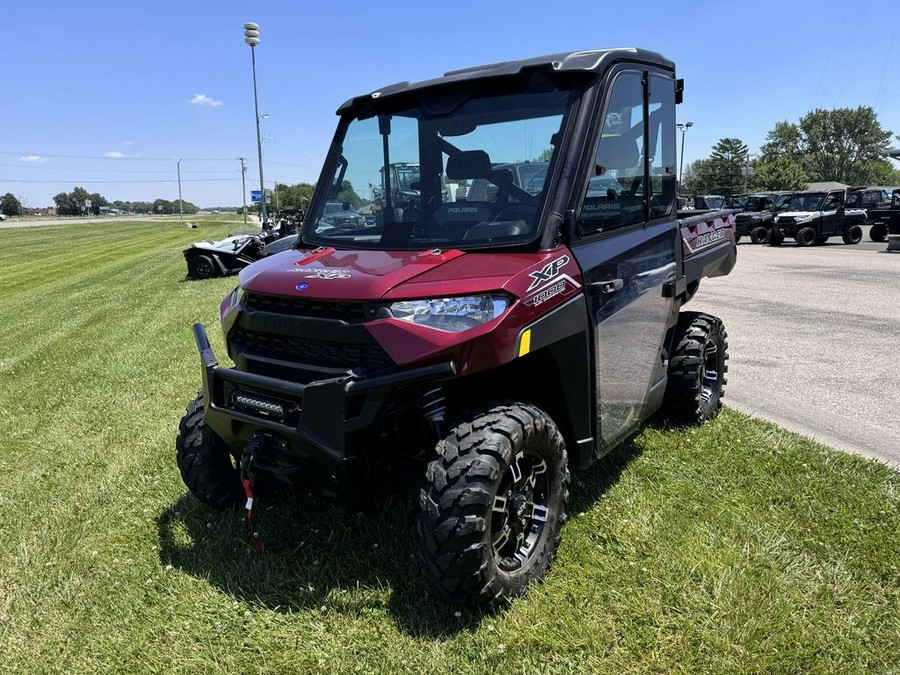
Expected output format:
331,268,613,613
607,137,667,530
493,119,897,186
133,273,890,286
176,48,737,609
734,192,791,244
856,187,900,242
769,189,866,246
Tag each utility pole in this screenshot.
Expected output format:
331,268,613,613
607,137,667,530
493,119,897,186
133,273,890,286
177,158,183,220
239,157,248,228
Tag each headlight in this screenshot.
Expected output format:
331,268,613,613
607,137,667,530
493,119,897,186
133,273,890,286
389,294,510,332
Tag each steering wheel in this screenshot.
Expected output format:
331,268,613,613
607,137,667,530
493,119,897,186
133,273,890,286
491,204,537,223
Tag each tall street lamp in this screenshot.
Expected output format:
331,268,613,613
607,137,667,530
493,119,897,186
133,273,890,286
244,21,267,227
676,122,694,192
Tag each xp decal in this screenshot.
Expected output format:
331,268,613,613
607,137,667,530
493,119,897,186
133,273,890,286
288,267,353,279
527,255,570,291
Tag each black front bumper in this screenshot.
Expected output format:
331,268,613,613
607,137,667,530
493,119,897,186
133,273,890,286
193,323,454,506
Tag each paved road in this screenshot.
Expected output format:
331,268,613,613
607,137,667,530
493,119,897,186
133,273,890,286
693,233,900,468
0,215,171,229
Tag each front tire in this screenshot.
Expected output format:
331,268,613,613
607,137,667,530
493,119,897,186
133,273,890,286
842,224,863,244
795,226,816,247
417,403,569,610
661,312,728,425
750,226,768,244
176,392,243,508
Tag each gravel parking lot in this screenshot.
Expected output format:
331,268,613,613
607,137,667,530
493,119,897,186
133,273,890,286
694,231,900,468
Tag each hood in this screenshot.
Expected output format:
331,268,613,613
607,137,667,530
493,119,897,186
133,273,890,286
238,247,554,301
777,211,818,219
239,247,467,300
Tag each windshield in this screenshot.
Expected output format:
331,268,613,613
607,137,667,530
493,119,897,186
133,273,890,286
743,196,768,211
304,86,575,250
788,193,825,211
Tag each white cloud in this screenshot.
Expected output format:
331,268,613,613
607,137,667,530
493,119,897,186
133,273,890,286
20,155,46,163
121,140,136,146
104,151,126,158
191,93,223,107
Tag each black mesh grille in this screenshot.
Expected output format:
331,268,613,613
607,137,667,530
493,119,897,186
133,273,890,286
244,293,368,323
231,328,394,373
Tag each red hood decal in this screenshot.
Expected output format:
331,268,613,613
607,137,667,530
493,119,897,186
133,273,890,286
238,248,466,300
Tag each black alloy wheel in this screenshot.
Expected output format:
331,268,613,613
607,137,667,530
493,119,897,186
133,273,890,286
417,403,569,610
661,311,728,425
188,254,216,280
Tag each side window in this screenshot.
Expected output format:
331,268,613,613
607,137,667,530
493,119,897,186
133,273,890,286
648,74,676,219
577,71,644,235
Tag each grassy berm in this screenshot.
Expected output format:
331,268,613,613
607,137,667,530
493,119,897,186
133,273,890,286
0,218,898,673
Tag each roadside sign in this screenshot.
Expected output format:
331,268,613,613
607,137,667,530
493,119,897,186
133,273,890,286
251,190,262,203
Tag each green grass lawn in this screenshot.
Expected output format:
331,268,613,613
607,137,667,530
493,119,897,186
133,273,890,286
1,219,898,673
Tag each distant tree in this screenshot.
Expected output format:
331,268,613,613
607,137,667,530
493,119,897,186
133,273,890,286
750,157,807,191
681,158,716,194
87,192,108,216
273,182,315,211
681,139,750,195
335,180,365,208
70,186,90,215
760,107,893,185
760,121,804,164
0,193,21,217
53,191,77,216
708,138,750,194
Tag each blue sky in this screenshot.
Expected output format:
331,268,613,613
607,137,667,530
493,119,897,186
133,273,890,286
4,0,900,208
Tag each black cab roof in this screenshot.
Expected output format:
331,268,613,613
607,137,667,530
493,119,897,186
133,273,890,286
338,48,675,114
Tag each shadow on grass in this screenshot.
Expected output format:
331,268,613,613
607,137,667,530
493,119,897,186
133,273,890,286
157,436,644,638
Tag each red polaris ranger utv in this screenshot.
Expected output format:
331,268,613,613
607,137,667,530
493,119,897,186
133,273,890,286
177,48,737,609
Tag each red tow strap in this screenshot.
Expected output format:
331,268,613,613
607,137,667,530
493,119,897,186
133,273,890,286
242,476,264,556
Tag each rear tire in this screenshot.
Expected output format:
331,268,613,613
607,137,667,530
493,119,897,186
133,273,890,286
842,224,863,245
795,226,816,247
750,226,768,244
188,255,216,280
767,229,784,246
870,223,887,242
661,312,728,425
176,392,243,508
417,403,569,610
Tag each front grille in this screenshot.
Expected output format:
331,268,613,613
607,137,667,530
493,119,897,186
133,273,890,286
245,293,368,323
231,327,394,373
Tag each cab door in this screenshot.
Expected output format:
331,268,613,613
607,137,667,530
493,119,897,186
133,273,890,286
570,69,680,454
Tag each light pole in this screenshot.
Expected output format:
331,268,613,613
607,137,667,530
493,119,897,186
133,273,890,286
176,158,183,220
676,122,694,192
743,153,758,192
244,22,267,228
239,157,248,228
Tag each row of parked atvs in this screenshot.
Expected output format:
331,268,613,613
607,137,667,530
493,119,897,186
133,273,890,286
726,186,900,247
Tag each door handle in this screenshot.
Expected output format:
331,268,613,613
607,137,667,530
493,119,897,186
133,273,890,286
592,279,624,294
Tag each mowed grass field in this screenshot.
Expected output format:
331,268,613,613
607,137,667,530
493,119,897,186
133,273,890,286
1,218,898,673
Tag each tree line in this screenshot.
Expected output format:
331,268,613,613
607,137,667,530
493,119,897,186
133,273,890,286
50,187,199,216
682,106,900,195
